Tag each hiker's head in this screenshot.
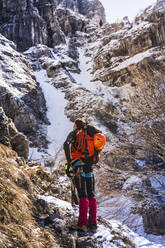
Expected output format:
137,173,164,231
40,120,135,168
74,118,86,130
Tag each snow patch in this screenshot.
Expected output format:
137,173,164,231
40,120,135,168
30,69,73,162
123,175,143,191
125,21,152,38
38,195,72,210
112,48,154,71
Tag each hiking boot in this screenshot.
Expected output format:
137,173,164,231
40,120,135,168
71,224,87,233
78,225,88,233
89,223,97,232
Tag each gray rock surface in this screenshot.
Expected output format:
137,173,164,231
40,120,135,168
0,107,29,159
93,1,165,86
142,201,165,235
78,0,105,20
0,33,49,150
0,0,105,51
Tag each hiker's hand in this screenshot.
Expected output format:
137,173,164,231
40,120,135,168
97,163,102,168
95,162,102,169
65,163,71,177
66,168,72,177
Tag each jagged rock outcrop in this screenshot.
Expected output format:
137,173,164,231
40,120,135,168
0,33,49,149
142,201,165,235
78,0,105,22
0,107,29,159
0,0,48,51
92,0,165,86
0,0,105,51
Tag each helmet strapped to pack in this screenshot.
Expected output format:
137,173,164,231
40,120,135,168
94,133,106,150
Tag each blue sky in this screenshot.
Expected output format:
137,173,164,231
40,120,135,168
100,0,156,22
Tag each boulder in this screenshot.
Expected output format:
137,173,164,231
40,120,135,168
0,107,29,159
142,201,165,235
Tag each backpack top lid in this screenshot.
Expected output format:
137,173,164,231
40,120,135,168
85,124,106,150
94,133,106,150
86,124,101,137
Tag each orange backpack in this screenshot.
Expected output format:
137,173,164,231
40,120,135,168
71,125,106,161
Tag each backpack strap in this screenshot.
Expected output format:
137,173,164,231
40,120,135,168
84,125,89,160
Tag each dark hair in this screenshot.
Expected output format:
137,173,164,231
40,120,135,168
74,118,86,130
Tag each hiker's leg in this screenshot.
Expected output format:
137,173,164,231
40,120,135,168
86,174,95,199
78,197,89,227
88,197,97,225
86,175,97,225
75,175,89,227
74,172,86,198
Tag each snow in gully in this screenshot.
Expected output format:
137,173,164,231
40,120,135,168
29,69,73,162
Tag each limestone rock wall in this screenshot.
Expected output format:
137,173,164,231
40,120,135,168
0,0,105,51
0,107,29,159
0,34,49,149
78,0,105,21
92,0,165,87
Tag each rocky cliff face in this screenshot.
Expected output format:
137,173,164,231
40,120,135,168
91,0,165,163
0,107,29,159
0,0,105,51
0,33,49,150
89,1,165,236
93,1,165,86
78,0,105,20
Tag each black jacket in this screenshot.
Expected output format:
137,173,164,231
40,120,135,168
63,130,77,164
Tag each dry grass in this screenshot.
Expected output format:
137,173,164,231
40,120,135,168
0,144,61,248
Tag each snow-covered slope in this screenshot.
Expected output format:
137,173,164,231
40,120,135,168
31,69,73,162
39,194,165,248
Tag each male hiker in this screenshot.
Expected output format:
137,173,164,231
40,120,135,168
63,118,106,232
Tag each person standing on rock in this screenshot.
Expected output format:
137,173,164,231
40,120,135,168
63,118,106,232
